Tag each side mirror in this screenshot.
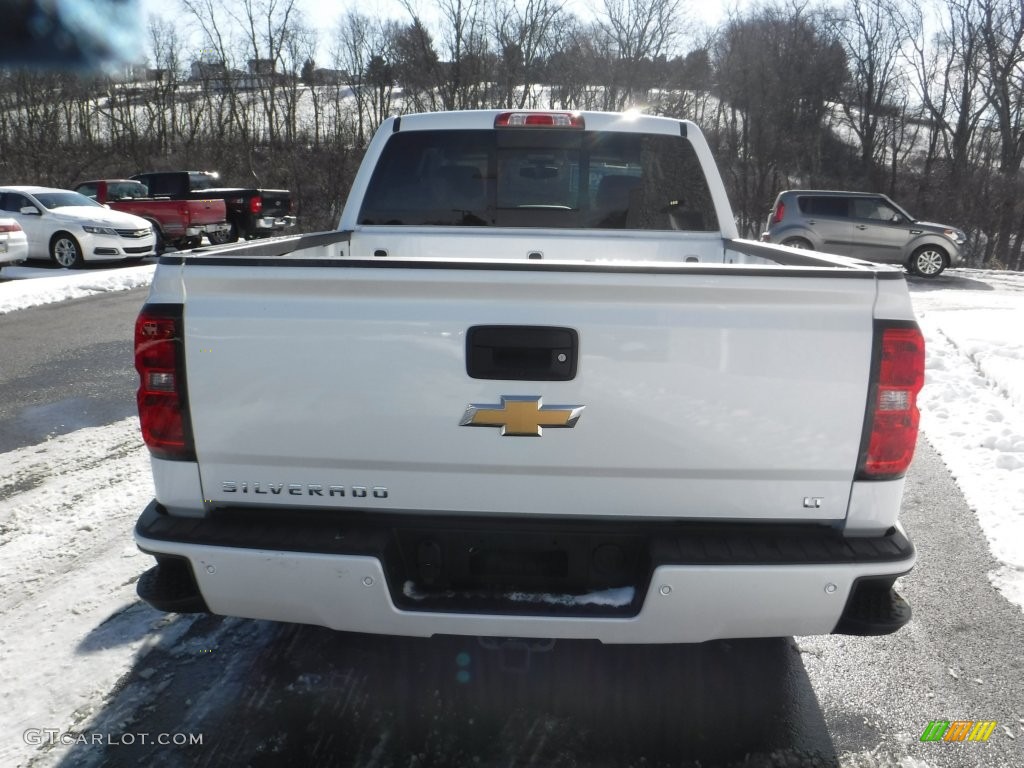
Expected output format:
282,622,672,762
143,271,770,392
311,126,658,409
19,206,40,215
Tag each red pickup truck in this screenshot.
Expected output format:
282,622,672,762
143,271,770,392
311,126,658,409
74,179,230,252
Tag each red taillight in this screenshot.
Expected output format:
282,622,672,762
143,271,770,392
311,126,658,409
0,221,22,232
495,111,584,128
135,306,194,460
859,326,925,479
772,201,785,224
249,196,263,214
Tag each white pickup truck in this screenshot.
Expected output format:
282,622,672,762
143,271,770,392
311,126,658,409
133,110,923,644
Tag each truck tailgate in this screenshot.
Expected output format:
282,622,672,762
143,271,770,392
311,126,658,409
258,190,291,219
178,263,877,522
187,198,227,226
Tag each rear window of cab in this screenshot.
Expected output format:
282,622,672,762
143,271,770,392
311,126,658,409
358,129,719,232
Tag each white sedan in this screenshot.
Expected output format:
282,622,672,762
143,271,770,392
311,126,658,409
0,217,29,268
0,186,156,268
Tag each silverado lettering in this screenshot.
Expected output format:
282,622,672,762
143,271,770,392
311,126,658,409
221,482,388,498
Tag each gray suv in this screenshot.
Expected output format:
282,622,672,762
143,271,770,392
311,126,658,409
761,190,966,277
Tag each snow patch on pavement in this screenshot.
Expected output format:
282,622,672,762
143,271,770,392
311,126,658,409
911,271,1024,615
0,264,155,315
0,417,197,768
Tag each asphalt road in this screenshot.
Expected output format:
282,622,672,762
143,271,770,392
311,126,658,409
2,284,1022,767
0,281,146,454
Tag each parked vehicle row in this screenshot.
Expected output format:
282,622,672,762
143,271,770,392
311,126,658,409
74,179,230,253
131,171,295,244
761,189,966,277
9,175,956,277
0,171,297,269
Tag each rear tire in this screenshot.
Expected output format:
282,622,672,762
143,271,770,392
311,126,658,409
781,237,812,250
50,233,84,269
208,223,238,245
909,246,948,277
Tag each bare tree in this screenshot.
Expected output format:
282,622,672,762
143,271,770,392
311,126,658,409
0,71,68,182
334,10,373,145
390,17,444,113
365,22,401,129
597,0,685,110
713,2,847,235
334,11,401,146
180,0,252,148
901,0,1024,267
277,22,317,144
655,36,716,122
905,1,989,178
428,0,493,110
145,19,185,156
977,0,1024,267
831,0,913,186
491,0,566,108
546,19,616,110
233,0,302,145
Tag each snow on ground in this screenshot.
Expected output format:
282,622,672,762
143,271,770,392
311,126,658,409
0,417,201,768
0,264,1022,765
0,263,155,315
909,270,1024,611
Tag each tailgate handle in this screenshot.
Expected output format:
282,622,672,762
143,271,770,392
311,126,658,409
466,326,578,381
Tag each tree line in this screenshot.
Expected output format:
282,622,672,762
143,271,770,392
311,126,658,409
0,0,1021,269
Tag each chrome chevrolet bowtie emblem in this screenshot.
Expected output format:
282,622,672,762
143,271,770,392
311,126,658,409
460,396,584,437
